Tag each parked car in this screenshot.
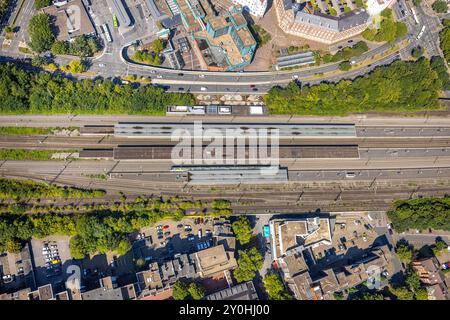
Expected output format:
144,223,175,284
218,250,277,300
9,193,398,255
187,235,195,241
164,231,171,236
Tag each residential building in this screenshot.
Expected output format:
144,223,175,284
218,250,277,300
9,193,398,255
192,244,238,278
274,0,369,44
205,281,258,300
412,257,449,300
412,257,447,286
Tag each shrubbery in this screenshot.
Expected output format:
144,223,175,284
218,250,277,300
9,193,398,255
0,177,105,200
264,59,441,115
387,197,450,232
0,62,195,115
0,194,233,258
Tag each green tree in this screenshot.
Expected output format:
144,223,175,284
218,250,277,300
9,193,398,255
412,0,421,5
35,0,52,9
396,244,413,263
430,56,450,90
390,286,415,300
411,46,424,59
415,288,428,300
115,239,131,255
68,59,85,73
432,0,448,13
172,280,190,300
388,197,450,232
152,39,164,54
51,40,69,55
233,248,263,283
432,240,448,256
231,216,253,245
188,282,206,300
263,273,292,300
5,239,22,253
357,292,384,300
338,61,352,71
28,13,55,53
406,272,421,292
135,257,145,269
440,25,450,62
31,55,47,67
380,8,392,19
4,25,13,33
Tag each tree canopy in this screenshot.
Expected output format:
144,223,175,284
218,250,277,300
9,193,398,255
0,62,194,115
396,243,413,263
263,273,292,300
362,9,407,43
432,0,448,13
264,59,441,116
233,248,263,283
28,13,55,53
387,197,450,232
440,22,450,63
35,0,52,9
172,280,205,300
231,216,253,245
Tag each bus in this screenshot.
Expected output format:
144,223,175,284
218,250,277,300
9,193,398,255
112,15,118,28
102,23,112,43
411,7,419,24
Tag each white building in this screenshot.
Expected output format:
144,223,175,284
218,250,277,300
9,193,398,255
231,0,268,17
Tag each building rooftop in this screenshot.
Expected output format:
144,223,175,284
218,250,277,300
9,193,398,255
42,0,96,41
295,8,369,32
192,244,238,277
271,217,332,259
205,281,258,300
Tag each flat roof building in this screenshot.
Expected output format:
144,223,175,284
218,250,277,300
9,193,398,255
42,0,96,41
205,281,259,300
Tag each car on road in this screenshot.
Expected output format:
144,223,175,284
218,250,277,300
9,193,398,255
178,73,184,76
346,172,356,178
199,74,205,78
99,63,105,68
292,75,299,79
250,84,255,88
157,75,163,79
200,87,208,91
178,87,184,91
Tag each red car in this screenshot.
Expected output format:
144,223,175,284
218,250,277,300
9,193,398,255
163,225,170,230
200,218,204,224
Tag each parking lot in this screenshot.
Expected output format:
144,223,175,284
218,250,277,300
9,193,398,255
30,236,73,289
133,217,218,263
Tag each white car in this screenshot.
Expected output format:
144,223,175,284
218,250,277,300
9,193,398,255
200,87,208,91
292,75,299,79
199,74,205,78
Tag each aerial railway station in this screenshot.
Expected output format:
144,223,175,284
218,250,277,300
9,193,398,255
79,144,360,160
81,122,357,138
